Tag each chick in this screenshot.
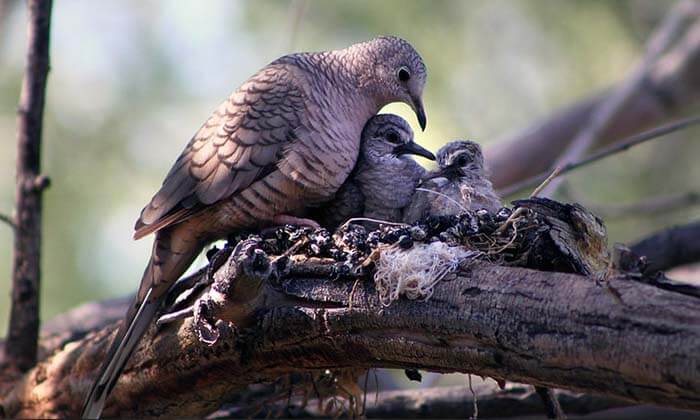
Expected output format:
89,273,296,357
403,140,500,223
313,114,435,230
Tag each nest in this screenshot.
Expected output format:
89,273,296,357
222,202,547,309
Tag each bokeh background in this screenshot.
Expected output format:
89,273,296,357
1,0,698,350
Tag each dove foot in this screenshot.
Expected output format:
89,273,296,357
273,214,321,229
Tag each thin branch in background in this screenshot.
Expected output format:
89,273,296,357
4,0,53,372
574,190,700,219
0,212,16,230
487,19,700,191
538,0,699,197
499,116,700,197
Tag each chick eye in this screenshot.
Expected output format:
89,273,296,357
398,66,411,82
455,154,470,166
386,130,401,144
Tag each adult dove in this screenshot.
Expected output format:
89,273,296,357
312,114,434,230
403,140,500,223
82,36,428,418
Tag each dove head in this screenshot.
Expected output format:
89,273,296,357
436,140,486,178
348,37,428,130
360,114,434,165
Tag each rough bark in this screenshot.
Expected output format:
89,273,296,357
486,19,700,191
2,253,700,418
631,220,700,274
4,0,53,373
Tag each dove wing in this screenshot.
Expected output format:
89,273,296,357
134,65,307,238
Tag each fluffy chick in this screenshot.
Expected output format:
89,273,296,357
403,140,500,223
313,114,434,230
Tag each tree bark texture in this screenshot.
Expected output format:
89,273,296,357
5,0,53,373
2,254,699,418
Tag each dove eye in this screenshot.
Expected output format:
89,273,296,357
398,67,411,82
385,130,401,144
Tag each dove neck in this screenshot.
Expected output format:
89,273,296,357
283,51,379,112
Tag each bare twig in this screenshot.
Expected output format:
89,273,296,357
0,212,16,230
4,0,53,373
499,116,700,197
582,191,700,219
529,167,563,198
339,217,408,231
538,0,697,197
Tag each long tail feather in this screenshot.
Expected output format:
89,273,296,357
82,226,203,418
81,287,163,419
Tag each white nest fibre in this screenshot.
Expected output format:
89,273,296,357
374,242,477,307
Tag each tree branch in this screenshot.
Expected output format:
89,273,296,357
487,15,700,191
631,220,700,274
498,116,700,197
537,0,697,197
2,251,700,417
4,0,53,373
0,212,16,230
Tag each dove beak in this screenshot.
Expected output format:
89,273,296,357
394,141,436,160
411,96,427,131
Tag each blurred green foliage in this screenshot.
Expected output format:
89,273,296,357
0,0,698,336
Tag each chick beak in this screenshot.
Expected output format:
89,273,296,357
393,141,436,160
423,165,457,181
411,96,427,131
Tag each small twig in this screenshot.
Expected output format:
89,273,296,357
495,207,528,234
499,116,700,197
490,223,519,255
530,166,563,198
468,374,478,420
573,190,700,219
339,217,408,231
0,212,16,230
539,0,697,197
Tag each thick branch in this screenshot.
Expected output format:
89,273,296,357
3,255,700,418
486,18,700,191
5,0,53,373
631,220,700,274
